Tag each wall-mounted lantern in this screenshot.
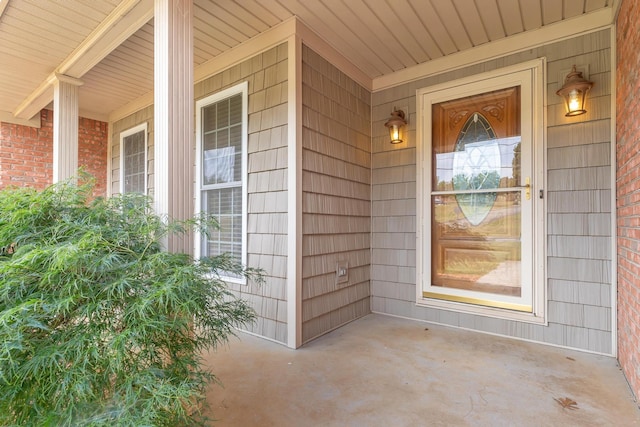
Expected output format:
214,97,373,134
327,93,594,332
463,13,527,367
556,65,593,117
384,109,407,144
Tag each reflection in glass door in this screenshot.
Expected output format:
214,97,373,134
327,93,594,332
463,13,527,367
427,86,532,311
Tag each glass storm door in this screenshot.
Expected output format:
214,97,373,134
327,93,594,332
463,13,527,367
425,85,533,312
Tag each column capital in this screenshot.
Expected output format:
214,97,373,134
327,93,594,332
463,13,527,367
50,73,84,87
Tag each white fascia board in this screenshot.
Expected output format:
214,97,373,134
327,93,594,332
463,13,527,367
195,17,297,84
0,110,40,128
112,16,372,124
111,18,299,123
61,0,154,77
294,18,372,91
78,109,109,123
12,75,56,121
108,92,154,123
373,7,615,92
13,0,153,120
193,16,371,90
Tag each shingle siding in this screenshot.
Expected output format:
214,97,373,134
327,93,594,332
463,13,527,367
110,105,153,195
300,45,371,343
197,44,289,344
371,29,614,354
110,43,289,344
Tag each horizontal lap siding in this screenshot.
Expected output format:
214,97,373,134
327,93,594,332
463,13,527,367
616,0,640,400
301,45,371,343
371,29,613,354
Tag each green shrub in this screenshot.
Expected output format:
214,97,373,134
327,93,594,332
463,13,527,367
0,177,259,426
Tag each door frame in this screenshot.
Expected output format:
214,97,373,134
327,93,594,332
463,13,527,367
416,58,547,324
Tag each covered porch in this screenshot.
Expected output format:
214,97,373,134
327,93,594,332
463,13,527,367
2,0,640,416
203,314,640,426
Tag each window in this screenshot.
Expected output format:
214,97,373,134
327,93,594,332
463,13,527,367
120,123,147,194
417,59,545,323
195,82,248,283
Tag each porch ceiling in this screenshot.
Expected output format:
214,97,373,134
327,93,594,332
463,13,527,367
0,0,617,124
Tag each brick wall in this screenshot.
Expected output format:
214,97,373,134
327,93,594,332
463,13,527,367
616,0,640,401
0,110,53,189
0,109,108,197
78,116,109,197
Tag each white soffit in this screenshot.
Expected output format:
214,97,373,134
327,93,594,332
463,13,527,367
109,16,372,123
195,16,371,90
11,0,153,120
0,1,8,20
1,0,616,124
372,7,615,92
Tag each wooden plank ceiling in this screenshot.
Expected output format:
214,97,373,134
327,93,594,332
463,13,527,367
0,0,613,122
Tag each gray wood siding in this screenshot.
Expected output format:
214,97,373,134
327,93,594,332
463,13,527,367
370,29,613,354
198,43,289,344
111,44,289,344
301,45,371,343
110,105,154,195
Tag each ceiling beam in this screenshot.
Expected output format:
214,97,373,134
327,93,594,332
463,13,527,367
109,16,372,123
110,17,303,123
12,0,153,120
0,110,40,128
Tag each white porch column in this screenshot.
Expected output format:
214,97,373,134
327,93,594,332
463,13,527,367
52,74,83,183
154,0,194,253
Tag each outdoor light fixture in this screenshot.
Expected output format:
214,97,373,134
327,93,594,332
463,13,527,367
384,109,407,144
556,65,593,117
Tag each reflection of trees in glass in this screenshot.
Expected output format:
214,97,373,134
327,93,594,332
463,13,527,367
512,142,521,186
436,178,449,191
452,170,501,191
452,170,501,226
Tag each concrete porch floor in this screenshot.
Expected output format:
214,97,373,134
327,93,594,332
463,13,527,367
203,314,640,426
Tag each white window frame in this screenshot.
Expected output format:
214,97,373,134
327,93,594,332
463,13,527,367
416,59,546,324
194,81,248,285
119,123,148,195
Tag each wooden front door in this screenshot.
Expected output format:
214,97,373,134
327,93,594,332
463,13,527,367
428,86,532,310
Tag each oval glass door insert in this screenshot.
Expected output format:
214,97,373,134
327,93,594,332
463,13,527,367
452,113,501,226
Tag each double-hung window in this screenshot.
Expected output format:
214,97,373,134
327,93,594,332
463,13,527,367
195,82,248,283
120,123,147,194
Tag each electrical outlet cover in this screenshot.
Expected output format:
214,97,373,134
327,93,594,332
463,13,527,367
336,260,348,285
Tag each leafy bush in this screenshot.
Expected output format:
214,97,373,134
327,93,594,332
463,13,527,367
0,177,259,426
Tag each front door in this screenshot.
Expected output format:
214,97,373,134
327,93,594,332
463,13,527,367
421,73,538,313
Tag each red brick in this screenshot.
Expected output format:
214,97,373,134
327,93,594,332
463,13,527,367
0,109,108,197
617,0,640,401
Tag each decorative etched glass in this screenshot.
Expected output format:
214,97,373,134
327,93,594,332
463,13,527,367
452,113,501,225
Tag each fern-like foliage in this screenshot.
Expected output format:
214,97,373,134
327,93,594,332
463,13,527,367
0,176,259,426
